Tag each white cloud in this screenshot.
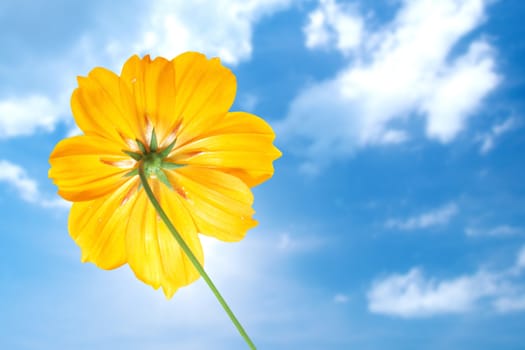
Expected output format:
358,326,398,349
492,247,525,312
385,202,458,230
494,291,525,313
131,0,294,65
279,0,499,170
465,225,522,237
0,160,38,202
478,117,519,154
368,245,525,318
304,0,364,54
368,268,499,317
0,159,68,209
0,95,63,138
421,41,499,142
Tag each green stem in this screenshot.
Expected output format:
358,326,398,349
138,165,256,350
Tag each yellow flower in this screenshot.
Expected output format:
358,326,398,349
49,52,281,298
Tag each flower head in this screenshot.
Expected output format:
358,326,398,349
49,53,281,297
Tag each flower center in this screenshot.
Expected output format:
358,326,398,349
143,151,164,178
122,128,184,189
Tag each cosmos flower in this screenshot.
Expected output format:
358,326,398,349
49,52,281,298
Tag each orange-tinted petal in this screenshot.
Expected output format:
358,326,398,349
167,167,257,242
68,178,139,269
125,181,203,298
49,135,133,201
172,52,237,146
169,111,281,187
72,67,142,146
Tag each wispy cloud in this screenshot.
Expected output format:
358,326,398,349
0,159,68,209
275,232,323,253
515,246,525,272
465,225,522,237
385,202,458,230
333,293,350,304
494,296,525,313
279,0,499,171
367,245,525,317
238,93,259,111
494,247,525,312
477,117,519,154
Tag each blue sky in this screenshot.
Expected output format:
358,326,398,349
1,0,525,349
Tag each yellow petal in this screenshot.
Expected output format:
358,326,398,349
125,181,203,298
120,55,173,144
169,111,281,187
155,58,181,145
49,135,133,201
157,181,205,296
72,67,142,146
68,178,139,269
172,52,237,146
167,167,257,242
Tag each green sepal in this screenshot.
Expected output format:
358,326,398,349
156,169,173,190
122,150,143,161
158,139,177,158
124,168,139,177
150,128,158,152
162,161,185,170
136,139,147,154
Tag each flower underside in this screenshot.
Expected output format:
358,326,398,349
123,128,183,190
48,52,282,300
